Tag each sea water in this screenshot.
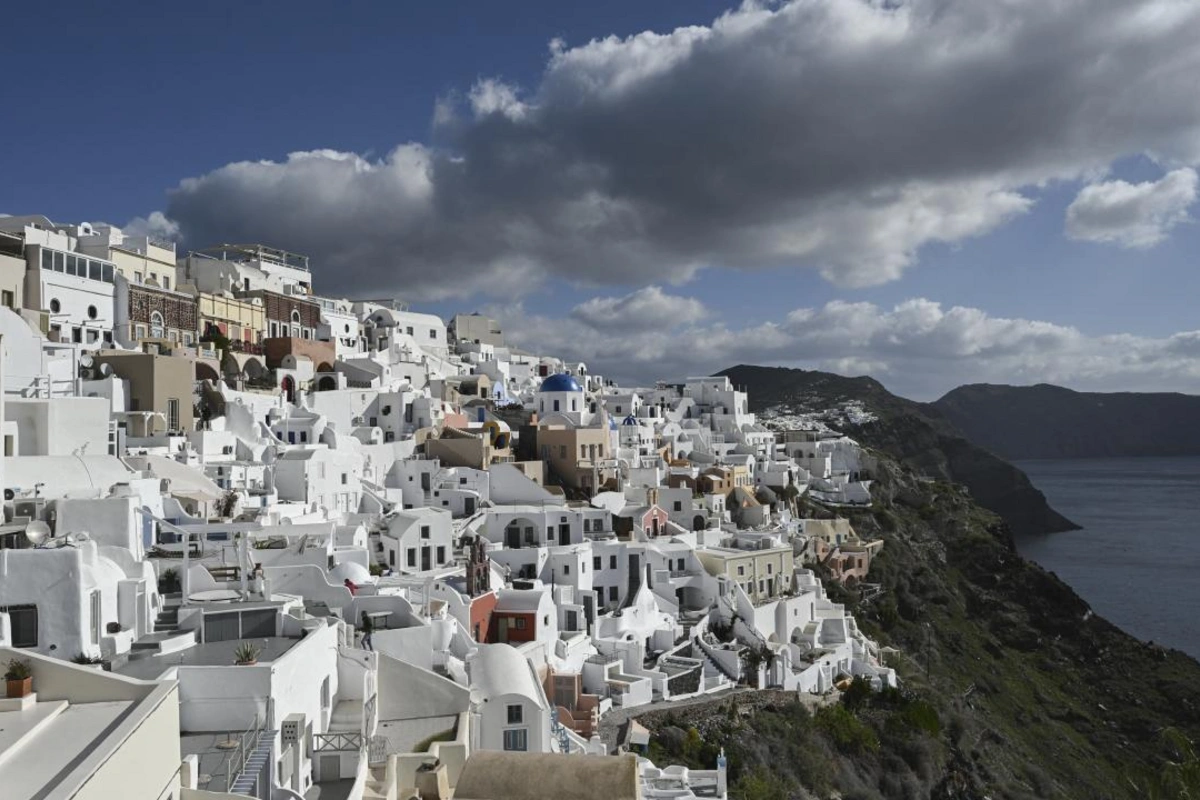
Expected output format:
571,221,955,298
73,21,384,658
1016,457,1200,660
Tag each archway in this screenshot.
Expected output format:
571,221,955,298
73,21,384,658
317,376,336,391
692,515,706,531
195,362,220,383
317,362,333,374
281,375,296,404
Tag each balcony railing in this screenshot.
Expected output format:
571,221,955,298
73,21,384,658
314,731,364,752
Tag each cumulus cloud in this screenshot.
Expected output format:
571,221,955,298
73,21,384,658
1065,168,1198,247
148,0,1200,299
489,294,1200,400
122,211,181,242
571,286,707,331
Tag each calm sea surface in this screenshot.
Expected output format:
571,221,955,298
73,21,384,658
1015,457,1200,660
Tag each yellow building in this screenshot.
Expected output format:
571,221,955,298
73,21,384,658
106,240,179,290
696,544,794,605
197,291,267,348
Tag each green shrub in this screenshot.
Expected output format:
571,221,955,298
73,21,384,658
731,765,789,800
815,704,879,754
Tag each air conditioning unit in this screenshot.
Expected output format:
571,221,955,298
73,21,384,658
14,498,47,521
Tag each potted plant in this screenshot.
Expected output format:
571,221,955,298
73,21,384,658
5,658,32,698
159,568,181,594
233,642,261,666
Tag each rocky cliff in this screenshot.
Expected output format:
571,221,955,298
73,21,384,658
933,383,1200,460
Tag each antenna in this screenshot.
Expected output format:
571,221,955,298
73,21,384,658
25,520,50,547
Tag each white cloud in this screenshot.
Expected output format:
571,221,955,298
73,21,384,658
147,0,1200,299
571,286,707,331
490,294,1200,400
121,210,180,242
1066,168,1198,247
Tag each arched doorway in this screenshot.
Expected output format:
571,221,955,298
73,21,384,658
281,375,296,403
693,515,706,531
317,375,336,391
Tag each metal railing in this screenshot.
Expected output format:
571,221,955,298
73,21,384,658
222,706,270,792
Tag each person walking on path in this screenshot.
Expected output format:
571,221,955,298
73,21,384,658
360,611,375,651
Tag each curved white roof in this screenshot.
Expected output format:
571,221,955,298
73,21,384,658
495,588,548,614
468,644,547,707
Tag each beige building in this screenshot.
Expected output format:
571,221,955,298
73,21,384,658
536,424,613,492
696,544,794,605
426,426,511,470
96,351,195,436
196,291,267,349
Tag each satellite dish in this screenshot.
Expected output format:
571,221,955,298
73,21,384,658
80,353,94,368
25,521,51,547
4,488,15,501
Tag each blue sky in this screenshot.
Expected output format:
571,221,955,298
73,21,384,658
4,1,1200,398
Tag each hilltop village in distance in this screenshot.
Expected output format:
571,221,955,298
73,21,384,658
0,216,894,800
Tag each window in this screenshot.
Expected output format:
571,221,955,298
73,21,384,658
1,290,13,309
609,555,617,569
436,545,446,562
41,250,53,270
389,550,395,567
162,276,170,290
135,324,146,339
673,501,682,512
503,729,528,751
563,564,570,575
135,271,143,283
150,311,165,339
86,304,98,320
421,526,430,539
87,329,98,344
608,586,618,602
593,556,602,571
1,604,38,648
90,590,102,644
66,255,78,276
49,298,61,314
72,327,82,343
767,563,773,574
737,565,745,576
341,473,348,485
167,398,180,430
429,329,436,339
507,704,523,724
321,676,331,709
407,549,416,567
406,326,413,335
89,260,102,281
53,251,64,272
